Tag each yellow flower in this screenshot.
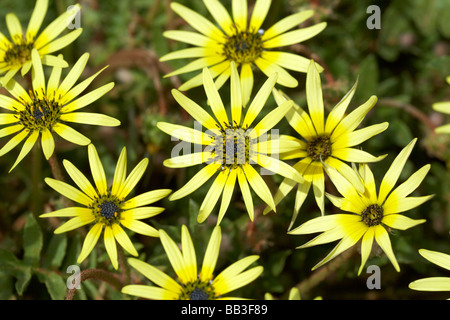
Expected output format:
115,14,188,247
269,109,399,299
40,144,172,270
0,49,117,171
264,60,388,229
157,62,303,224
432,76,450,134
409,249,450,296
161,0,326,106
265,287,322,300
289,138,433,274
121,225,263,300
0,0,82,86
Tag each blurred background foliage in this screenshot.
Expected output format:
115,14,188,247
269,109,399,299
0,0,449,300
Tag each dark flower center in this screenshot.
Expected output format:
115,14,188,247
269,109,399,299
223,31,263,65
179,280,217,300
189,288,210,300
211,123,254,170
4,40,35,66
91,193,123,225
98,201,120,221
361,204,384,227
18,95,61,131
307,135,332,161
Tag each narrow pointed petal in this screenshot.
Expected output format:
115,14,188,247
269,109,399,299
41,128,55,160
63,159,98,200
181,225,197,283
243,164,276,212
122,189,172,210
242,73,278,128
45,177,92,206
169,163,221,201
249,0,271,31
77,223,103,264
53,123,91,145
217,169,237,225
198,169,228,223
116,158,149,199
111,147,127,196
374,225,400,272
9,130,38,172
378,138,417,204
88,144,107,196
127,258,181,294
159,229,190,283
419,249,450,271
104,226,118,270
200,226,221,282
112,224,138,257
306,60,324,134
237,166,254,221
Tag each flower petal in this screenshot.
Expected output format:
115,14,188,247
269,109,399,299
62,159,98,199
378,138,417,204
374,225,400,272
45,177,92,206
200,226,221,282
88,144,107,196
127,258,182,293
197,169,228,223
122,189,172,210
77,223,103,264
169,163,221,201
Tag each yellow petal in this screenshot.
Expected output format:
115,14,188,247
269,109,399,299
88,144,107,196
77,223,103,264
41,128,55,160
127,258,181,293
45,177,92,206
181,225,197,283
200,226,221,282
62,159,98,200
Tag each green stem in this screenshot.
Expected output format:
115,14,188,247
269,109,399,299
31,146,42,223
118,245,131,285
295,246,356,298
48,152,65,181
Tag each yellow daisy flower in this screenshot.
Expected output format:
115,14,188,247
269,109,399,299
0,49,117,172
432,76,450,134
121,225,263,300
157,62,303,224
265,287,322,300
264,60,388,229
40,144,172,270
409,249,450,296
0,0,82,86
289,138,433,274
161,0,326,106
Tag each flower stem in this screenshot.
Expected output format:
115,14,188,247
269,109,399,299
31,146,42,223
295,246,356,298
48,152,65,182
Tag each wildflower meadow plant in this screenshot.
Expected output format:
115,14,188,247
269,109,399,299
0,0,448,305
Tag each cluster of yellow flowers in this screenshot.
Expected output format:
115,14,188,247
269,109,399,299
0,0,448,300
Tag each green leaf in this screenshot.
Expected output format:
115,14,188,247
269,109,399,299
43,233,68,269
36,270,67,300
354,54,379,104
23,213,43,267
